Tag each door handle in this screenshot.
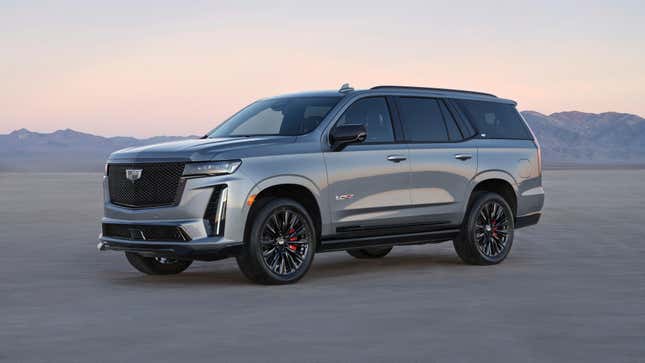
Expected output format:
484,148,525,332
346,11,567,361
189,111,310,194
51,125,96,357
454,154,473,161
387,155,407,163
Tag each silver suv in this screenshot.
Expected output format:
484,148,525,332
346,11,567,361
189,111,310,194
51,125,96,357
98,85,544,284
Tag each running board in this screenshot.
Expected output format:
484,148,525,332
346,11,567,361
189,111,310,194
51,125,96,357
319,229,460,252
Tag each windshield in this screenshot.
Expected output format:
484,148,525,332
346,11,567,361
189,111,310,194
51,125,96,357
207,96,342,137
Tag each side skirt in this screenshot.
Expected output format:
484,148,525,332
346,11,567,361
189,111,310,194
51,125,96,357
318,228,460,253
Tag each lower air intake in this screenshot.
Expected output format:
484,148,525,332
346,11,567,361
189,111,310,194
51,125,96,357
102,223,191,242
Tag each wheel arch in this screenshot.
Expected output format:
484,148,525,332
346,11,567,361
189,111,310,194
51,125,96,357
466,171,519,218
243,176,326,248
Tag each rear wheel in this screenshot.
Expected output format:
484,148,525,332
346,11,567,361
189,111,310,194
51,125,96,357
236,198,316,284
346,246,393,259
125,252,193,275
453,192,515,265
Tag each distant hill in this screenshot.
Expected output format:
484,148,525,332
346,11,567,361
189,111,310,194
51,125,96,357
0,129,195,172
521,111,645,164
1,110,644,171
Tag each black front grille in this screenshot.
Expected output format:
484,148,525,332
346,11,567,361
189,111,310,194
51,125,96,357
108,163,185,208
102,223,191,242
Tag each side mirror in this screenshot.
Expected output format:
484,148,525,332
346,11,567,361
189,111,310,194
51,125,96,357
330,124,367,151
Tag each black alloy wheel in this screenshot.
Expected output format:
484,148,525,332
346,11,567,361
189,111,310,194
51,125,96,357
260,207,312,276
453,192,515,265
236,198,316,284
474,200,511,258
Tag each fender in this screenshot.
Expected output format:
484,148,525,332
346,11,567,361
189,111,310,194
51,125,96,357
240,174,333,236
461,169,519,217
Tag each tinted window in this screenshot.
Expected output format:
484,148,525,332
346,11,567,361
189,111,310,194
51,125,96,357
445,99,477,138
336,97,394,143
397,98,449,142
439,101,463,141
456,100,532,140
208,96,341,137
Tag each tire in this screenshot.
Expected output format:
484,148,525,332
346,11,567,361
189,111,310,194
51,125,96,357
346,246,393,259
125,252,193,275
236,198,316,284
453,192,515,265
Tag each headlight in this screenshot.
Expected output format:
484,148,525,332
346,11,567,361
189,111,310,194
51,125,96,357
182,160,242,177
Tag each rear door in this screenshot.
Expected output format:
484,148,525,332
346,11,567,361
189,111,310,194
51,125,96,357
323,96,412,234
394,97,478,226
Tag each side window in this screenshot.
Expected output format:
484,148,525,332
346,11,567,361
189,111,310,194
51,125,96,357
397,97,449,142
439,101,463,141
456,100,533,140
445,99,477,138
336,97,394,143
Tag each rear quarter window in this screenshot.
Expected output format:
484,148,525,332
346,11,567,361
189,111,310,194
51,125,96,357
456,99,533,140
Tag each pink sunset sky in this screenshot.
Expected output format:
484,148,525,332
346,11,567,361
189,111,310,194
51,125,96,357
2,0,644,138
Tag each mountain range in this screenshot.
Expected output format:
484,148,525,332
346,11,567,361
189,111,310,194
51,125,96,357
1,111,644,172
0,129,195,172
521,111,645,165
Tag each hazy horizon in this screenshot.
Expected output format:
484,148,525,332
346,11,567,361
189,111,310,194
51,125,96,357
2,0,644,137
3,108,644,139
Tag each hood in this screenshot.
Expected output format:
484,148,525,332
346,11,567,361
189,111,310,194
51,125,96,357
108,136,293,162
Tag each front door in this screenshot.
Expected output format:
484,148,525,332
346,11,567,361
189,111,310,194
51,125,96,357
323,97,411,235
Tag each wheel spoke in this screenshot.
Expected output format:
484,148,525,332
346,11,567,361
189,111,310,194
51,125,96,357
263,247,276,257
285,253,297,273
272,214,281,233
283,210,290,231
265,223,277,237
269,253,279,271
479,210,488,224
286,247,303,259
288,214,298,231
286,239,310,245
493,237,504,254
287,225,306,239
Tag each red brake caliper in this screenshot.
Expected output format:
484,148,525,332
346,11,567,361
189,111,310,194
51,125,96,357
491,219,498,238
288,227,298,251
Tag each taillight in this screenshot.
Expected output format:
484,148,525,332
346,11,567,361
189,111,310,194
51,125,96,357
530,138,542,176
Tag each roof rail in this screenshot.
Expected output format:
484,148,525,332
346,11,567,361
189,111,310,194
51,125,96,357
370,85,497,98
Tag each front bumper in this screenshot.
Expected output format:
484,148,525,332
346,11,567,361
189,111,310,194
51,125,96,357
98,236,242,261
99,167,258,259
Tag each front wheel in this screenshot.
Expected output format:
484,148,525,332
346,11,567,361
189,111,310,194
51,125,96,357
236,198,316,284
453,192,515,265
125,252,193,275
